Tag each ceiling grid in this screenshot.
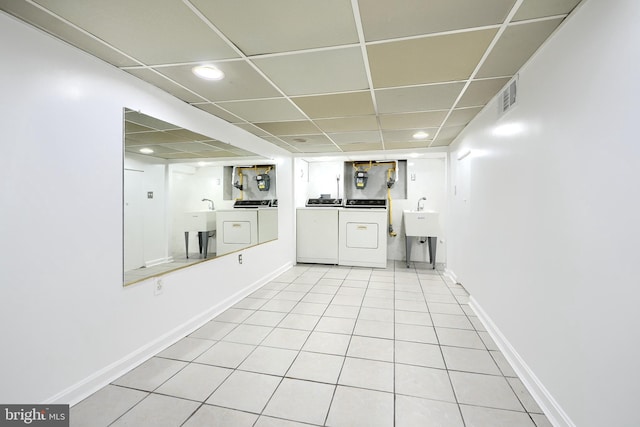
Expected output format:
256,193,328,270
0,0,584,157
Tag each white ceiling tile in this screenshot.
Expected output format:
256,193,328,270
367,29,497,87
430,139,454,147
314,116,379,132
280,134,336,146
376,83,465,114
437,125,466,140
476,18,563,78
385,141,432,150
161,142,217,152
125,110,178,131
217,98,306,122
191,0,358,55
328,131,381,144
359,0,516,41
457,78,510,108
379,111,447,130
293,92,375,119
443,107,484,127
340,143,384,152
165,128,211,141
382,130,434,143
294,145,342,153
126,144,179,154
253,47,369,95
1,1,140,67
7,0,579,155
513,0,582,21
255,121,320,136
125,69,205,103
33,0,239,64
154,61,281,102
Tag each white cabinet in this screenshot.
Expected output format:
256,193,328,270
296,208,339,264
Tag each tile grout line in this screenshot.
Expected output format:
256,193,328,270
321,266,374,426
257,265,353,425
430,267,469,427
93,263,548,426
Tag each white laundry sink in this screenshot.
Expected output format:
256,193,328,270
403,210,440,237
184,211,217,231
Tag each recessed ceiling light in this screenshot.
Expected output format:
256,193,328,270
412,131,429,140
192,65,225,81
139,148,154,154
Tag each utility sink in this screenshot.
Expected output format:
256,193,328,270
403,210,440,237
184,211,217,231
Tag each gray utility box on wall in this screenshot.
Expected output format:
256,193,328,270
344,160,407,200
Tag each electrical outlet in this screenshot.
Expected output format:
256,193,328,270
154,278,163,296
238,254,243,264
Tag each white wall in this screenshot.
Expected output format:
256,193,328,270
446,1,640,426
293,158,310,208
0,12,294,404
124,154,169,268
308,160,344,199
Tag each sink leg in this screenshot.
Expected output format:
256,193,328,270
427,237,437,269
201,231,209,259
406,236,412,268
184,231,189,259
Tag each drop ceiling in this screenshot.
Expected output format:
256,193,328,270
123,109,258,160
1,0,582,155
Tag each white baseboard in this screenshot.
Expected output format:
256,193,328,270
469,296,575,427
443,267,458,284
47,261,293,406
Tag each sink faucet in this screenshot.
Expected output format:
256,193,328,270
417,197,426,211
202,198,214,210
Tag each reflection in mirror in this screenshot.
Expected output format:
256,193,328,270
123,109,278,286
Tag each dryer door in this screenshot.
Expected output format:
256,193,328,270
345,222,379,249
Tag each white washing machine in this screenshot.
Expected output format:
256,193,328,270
338,208,387,268
216,209,258,256
296,207,339,264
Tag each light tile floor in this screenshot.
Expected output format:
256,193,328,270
72,261,552,427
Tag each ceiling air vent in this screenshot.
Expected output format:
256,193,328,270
499,76,518,115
